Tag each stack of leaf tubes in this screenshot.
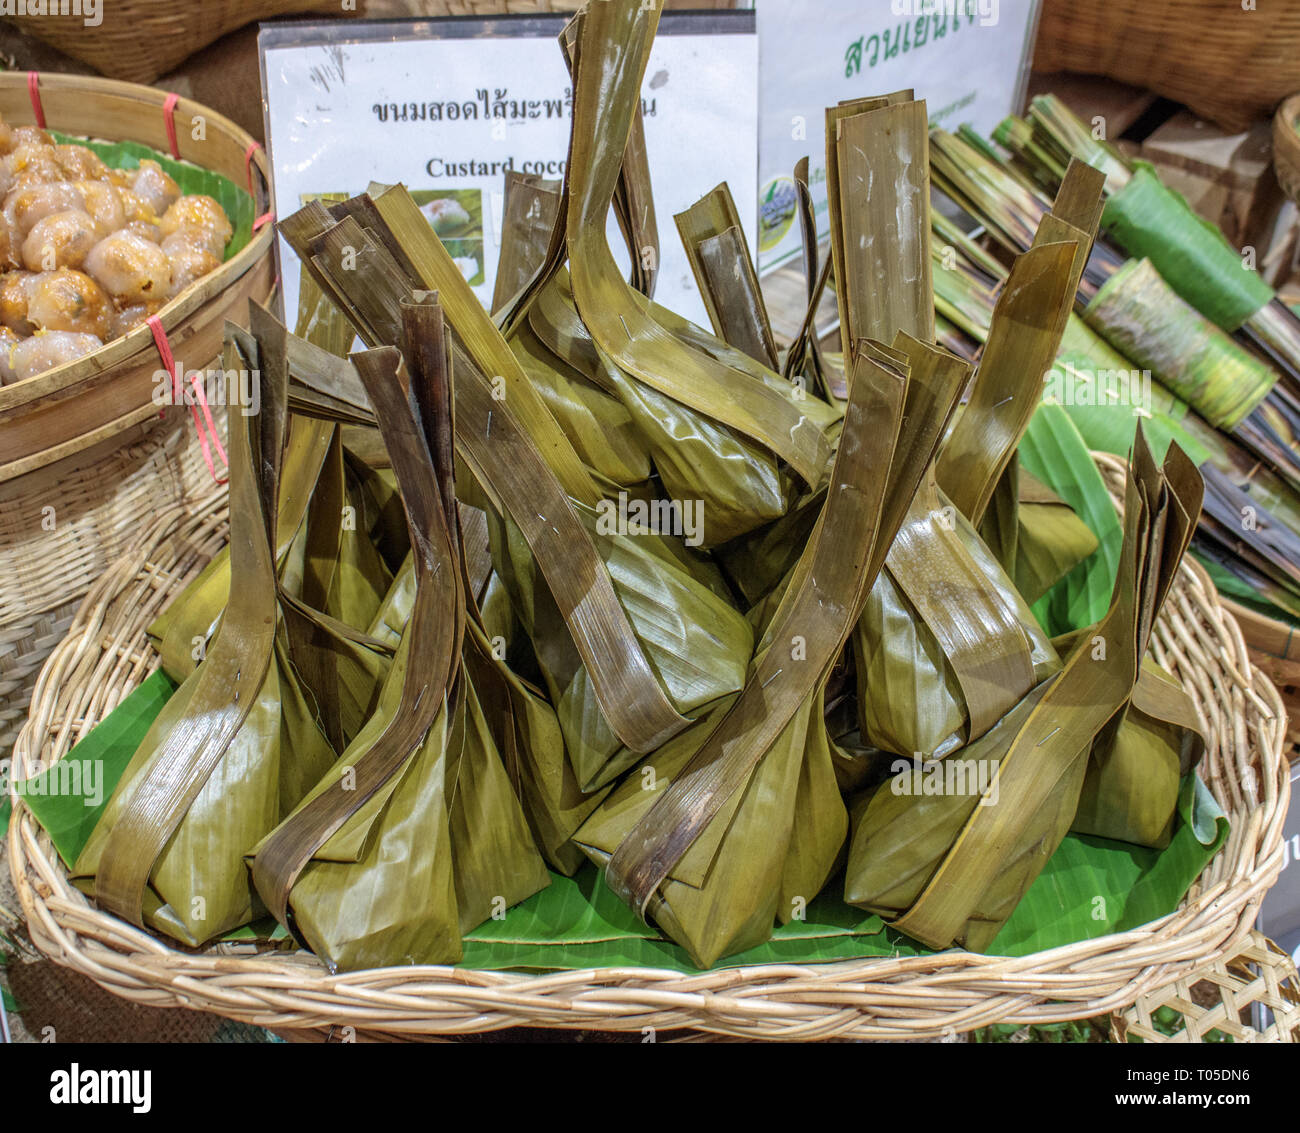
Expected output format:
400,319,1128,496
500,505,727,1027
932,112,1300,622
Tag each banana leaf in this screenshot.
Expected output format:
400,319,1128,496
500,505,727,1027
845,426,1203,952
73,333,336,945
782,156,844,401
493,171,561,315
1018,402,1122,634
937,160,1103,526
675,182,778,368
250,313,547,970
612,99,659,299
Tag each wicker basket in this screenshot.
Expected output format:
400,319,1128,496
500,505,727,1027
8,1,577,86
1034,1,1300,133
1112,931,1300,1043
1220,598,1300,760
0,73,274,478
0,72,273,754
5,453,1291,1040
1274,93,1300,206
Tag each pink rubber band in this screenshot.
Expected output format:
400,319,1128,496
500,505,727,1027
148,315,227,483
162,92,181,160
27,72,46,130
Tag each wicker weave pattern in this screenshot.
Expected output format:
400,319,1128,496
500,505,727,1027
10,1,577,85
1112,932,1300,1043
1035,0,1300,132
0,415,221,754
5,453,1291,1040
1274,94,1300,206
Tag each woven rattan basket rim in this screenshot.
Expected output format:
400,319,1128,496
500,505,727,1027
8,1,575,85
1274,93,1300,205
1033,0,1300,131
0,72,274,479
6,452,1291,1040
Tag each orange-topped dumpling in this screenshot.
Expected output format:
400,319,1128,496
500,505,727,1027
160,194,232,258
22,209,99,271
53,144,107,182
74,180,126,236
162,232,221,297
0,270,39,335
84,229,172,304
5,182,86,239
27,267,113,338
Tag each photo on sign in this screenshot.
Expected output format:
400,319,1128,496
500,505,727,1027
300,188,486,286
758,175,798,253
413,188,485,285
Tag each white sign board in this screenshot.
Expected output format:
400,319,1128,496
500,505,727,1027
260,12,758,330
754,0,1040,273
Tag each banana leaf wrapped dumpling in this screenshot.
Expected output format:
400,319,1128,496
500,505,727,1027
72,335,336,945
249,310,549,972
845,428,1204,952
579,334,966,967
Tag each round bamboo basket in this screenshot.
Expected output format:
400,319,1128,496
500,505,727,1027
8,0,578,86
1034,1,1300,133
0,72,274,752
5,452,1291,1040
1273,94,1300,206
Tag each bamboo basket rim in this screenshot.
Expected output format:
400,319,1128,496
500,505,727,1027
5,451,1291,1040
1273,92,1300,205
0,71,274,435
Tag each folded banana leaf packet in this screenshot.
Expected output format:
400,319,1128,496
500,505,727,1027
73,0,1217,972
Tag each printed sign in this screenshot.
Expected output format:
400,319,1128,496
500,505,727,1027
754,0,1040,273
259,12,758,330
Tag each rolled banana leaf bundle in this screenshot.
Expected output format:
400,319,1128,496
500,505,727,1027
1084,257,1300,496
992,94,1300,487
846,426,1204,951
931,162,1300,625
